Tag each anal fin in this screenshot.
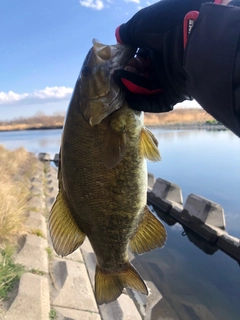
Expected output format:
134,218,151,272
49,190,86,257
129,205,167,254
95,262,148,305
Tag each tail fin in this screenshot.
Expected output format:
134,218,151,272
95,262,148,305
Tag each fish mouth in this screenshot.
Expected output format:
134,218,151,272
108,44,136,75
82,40,136,126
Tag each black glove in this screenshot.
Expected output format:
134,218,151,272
122,86,187,113
113,48,189,113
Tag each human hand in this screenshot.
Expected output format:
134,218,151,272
113,48,163,96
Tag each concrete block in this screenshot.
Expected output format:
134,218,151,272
46,197,56,211
65,248,83,262
30,185,43,197
6,273,50,320
34,160,44,170
54,306,101,320
152,178,183,205
28,196,44,210
47,179,58,189
80,238,96,286
217,234,240,262
32,169,44,181
54,153,59,167
170,208,191,225
47,186,58,197
113,293,142,320
147,191,172,213
15,234,48,273
205,225,227,237
184,194,226,229
146,197,177,226
148,172,155,189
45,165,58,176
53,259,98,313
38,152,50,162
31,177,43,187
191,218,221,243
25,212,48,238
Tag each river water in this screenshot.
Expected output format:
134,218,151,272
0,127,239,319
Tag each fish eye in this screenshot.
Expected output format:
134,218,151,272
82,66,91,77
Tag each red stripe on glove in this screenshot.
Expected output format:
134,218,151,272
115,26,124,44
121,78,163,95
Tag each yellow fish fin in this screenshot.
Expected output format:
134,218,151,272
95,262,148,305
49,190,86,257
140,126,161,161
102,125,126,169
129,205,167,254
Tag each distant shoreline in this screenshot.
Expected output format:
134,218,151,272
147,123,227,131
0,125,63,132
0,109,227,132
0,123,227,133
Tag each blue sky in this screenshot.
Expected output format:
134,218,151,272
0,0,198,121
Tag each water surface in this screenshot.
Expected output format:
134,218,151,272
0,128,239,319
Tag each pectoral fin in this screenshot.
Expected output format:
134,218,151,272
140,127,161,161
49,190,86,257
129,205,167,254
102,125,126,169
95,262,148,305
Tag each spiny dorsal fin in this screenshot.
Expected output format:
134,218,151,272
92,39,111,61
49,190,85,257
102,125,126,169
140,127,161,161
95,262,148,305
129,205,167,254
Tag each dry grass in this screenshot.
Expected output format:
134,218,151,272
144,108,215,126
0,112,64,131
0,109,216,132
0,146,37,247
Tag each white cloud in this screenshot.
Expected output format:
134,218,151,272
0,91,28,104
124,0,141,3
146,1,159,4
79,0,104,10
175,100,202,109
0,86,73,106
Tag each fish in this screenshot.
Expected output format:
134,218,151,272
49,39,167,305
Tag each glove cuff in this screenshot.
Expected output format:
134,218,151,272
115,25,124,44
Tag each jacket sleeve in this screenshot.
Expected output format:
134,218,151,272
117,0,212,50
184,3,240,137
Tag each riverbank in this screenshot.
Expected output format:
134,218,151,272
0,108,225,132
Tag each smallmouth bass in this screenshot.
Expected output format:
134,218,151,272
49,39,167,305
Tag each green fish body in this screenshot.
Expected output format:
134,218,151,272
49,39,167,305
